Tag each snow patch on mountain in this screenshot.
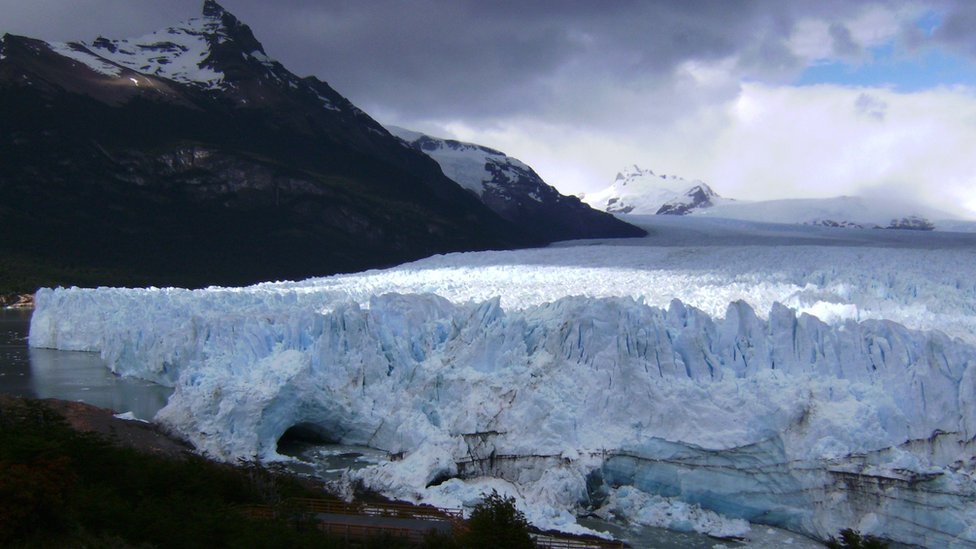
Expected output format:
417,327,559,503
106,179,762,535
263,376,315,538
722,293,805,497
81,13,226,90
314,91,342,112
387,126,533,197
656,184,720,215
386,127,645,240
47,42,123,77
38,1,297,93
20,0,364,121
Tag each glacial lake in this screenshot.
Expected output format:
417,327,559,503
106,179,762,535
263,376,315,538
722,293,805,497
0,308,172,419
1,308,824,548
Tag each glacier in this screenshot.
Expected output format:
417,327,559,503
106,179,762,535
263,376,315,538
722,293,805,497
29,216,976,547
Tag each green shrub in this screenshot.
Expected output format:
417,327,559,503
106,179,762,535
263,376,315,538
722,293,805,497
826,528,889,549
0,398,340,548
462,489,534,549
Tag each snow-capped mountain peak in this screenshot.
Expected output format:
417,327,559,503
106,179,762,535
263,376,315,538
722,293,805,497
583,165,967,230
615,164,649,181
614,164,669,184
41,0,291,93
656,183,720,215
11,0,362,116
66,3,234,90
201,0,229,18
583,165,722,215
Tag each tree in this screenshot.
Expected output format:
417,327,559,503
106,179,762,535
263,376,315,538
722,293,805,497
463,490,534,549
826,528,889,549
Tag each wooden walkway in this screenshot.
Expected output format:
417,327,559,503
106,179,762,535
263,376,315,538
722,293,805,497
533,533,626,549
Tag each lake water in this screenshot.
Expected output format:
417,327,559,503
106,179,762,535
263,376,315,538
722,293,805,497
0,308,172,420
276,438,391,480
1,308,823,548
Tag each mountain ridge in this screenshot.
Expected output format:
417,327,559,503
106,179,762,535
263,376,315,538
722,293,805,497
0,1,642,291
389,126,645,241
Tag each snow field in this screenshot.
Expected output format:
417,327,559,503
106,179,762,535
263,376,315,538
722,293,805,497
86,15,227,90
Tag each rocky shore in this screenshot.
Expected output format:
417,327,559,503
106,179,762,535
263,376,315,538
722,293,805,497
0,293,33,309
0,395,191,458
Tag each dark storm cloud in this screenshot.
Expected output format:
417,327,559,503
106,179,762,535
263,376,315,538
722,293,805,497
261,0,794,118
1,0,972,124
218,0,956,122
0,0,202,42
931,2,976,56
829,22,862,58
221,0,836,120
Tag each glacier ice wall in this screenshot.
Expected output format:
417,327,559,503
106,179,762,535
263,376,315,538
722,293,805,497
30,284,976,547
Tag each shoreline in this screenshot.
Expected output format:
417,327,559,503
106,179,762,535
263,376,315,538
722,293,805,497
1,293,34,309
0,394,192,459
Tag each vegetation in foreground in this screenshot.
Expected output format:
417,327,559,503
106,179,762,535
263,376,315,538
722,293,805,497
0,398,339,548
464,490,534,549
0,398,542,548
826,528,889,549
0,397,898,549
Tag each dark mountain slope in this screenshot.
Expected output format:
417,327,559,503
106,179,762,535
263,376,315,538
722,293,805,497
0,2,545,290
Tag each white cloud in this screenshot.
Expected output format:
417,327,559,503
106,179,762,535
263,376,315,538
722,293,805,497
390,82,976,220
703,83,976,218
786,3,928,68
845,3,911,46
789,19,837,61
312,0,976,222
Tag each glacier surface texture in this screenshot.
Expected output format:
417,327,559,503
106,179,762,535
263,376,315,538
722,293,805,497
30,217,976,547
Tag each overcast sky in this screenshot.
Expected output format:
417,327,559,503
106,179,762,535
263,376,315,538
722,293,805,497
4,0,976,218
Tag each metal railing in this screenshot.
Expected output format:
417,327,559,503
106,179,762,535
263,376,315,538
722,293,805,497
532,533,626,549
317,520,428,544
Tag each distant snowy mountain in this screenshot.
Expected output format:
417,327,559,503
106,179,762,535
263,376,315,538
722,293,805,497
388,127,645,241
581,165,724,215
697,196,952,230
583,166,972,231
